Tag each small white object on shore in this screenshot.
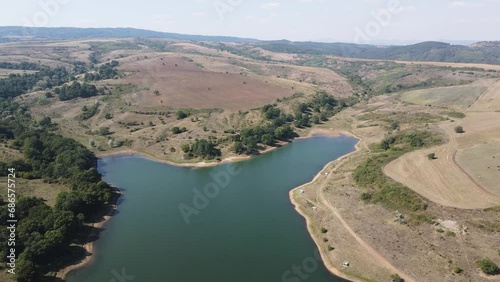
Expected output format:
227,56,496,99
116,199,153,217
312,206,317,211
342,261,349,267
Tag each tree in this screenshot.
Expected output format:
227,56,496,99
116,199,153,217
311,115,320,124
261,134,275,146
232,141,246,154
15,255,41,282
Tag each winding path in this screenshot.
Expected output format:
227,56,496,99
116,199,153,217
309,151,417,282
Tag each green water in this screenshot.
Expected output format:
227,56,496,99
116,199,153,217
68,135,357,282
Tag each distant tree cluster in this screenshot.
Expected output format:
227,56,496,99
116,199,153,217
55,81,99,101
84,61,119,81
0,61,43,70
181,139,221,159
232,124,295,155
0,67,71,98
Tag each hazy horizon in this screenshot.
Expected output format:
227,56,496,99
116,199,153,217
1,0,499,44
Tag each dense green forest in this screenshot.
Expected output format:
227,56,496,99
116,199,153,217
0,99,114,281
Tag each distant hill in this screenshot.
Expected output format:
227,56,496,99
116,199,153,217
0,26,257,43
254,40,500,65
0,26,498,65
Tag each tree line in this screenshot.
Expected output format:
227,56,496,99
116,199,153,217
0,99,114,281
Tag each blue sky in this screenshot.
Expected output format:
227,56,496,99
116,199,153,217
2,0,499,42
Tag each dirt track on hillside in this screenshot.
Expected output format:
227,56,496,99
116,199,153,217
384,81,500,209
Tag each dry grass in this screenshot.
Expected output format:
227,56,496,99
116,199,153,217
398,80,493,110
0,177,69,207
119,56,295,110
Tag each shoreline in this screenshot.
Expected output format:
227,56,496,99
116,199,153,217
56,187,122,281
96,128,351,168
56,128,359,281
289,130,364,282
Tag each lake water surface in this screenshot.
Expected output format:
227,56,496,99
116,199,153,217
68,135,358,282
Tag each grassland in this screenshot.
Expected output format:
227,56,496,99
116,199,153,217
398,80,494,110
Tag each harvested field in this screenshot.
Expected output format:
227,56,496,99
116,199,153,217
384,102,500,209
399,79,495,110
384,144,500,209
457,140,500,196
119,56,295,110
468,80,500,111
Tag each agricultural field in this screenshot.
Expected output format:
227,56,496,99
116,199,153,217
398,79,495,110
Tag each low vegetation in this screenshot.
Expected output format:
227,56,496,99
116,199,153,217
354,131,443,217
454,126,465,133
476,259,500,275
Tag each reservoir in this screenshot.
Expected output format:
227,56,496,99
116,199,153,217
68,135,358,282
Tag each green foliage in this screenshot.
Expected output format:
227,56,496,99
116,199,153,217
183,139,221,159
455,126,464,133
171,127,187,134
0,66,70,98
98,126,111,136
320,228,328,233
452,266,463,274
84,60,119,81
176,110,190,120
427,153,436,160
262,104,281,120
79,103,100,120
327,245,335,251
56,81,99,101
443,111,466,119
390,274,404,282
0,99,113,280
476,259,500,275
354,131,442,214
233,124,296,155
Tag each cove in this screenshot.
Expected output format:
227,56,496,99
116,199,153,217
68,135,358,282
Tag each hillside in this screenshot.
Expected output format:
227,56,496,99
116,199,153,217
0,27,499,64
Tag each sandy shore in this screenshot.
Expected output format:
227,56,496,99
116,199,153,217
56,188,121,281
56,128,359,281
289,130,364,282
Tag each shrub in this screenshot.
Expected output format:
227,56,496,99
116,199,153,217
176,110,189,120
327,245,335,251
320,228,328,233
452,266,463,274
427,153,436,160
390,274,404,282
476,259,500,275
455,126,464,133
